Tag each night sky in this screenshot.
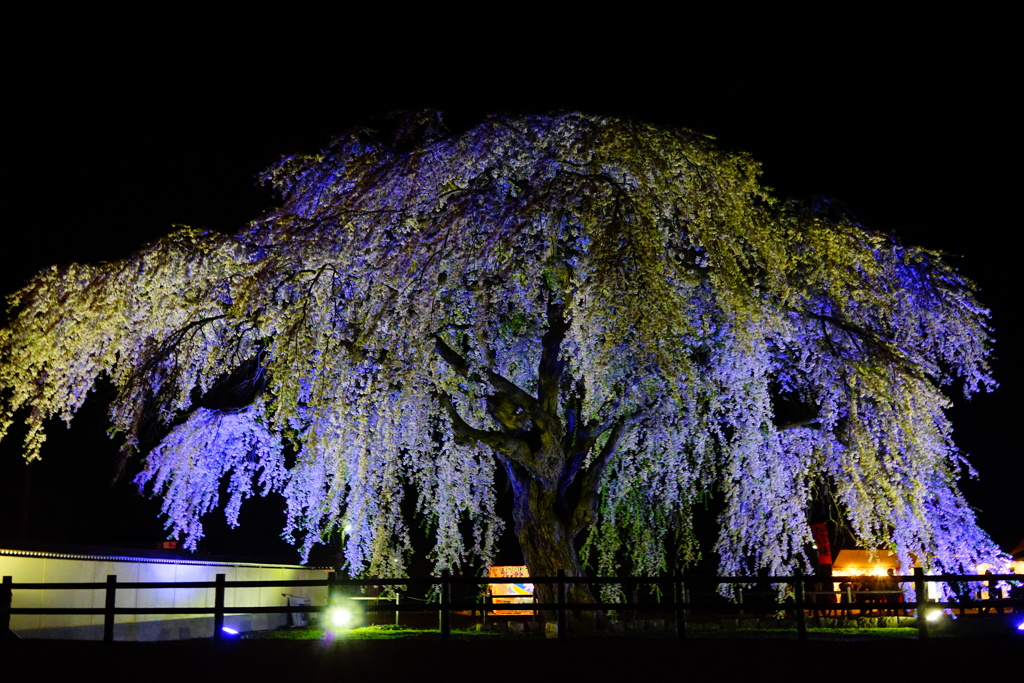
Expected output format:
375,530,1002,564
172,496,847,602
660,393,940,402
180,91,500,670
2,34,1019,564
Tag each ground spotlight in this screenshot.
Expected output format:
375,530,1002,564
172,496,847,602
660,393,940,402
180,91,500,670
925,610,943,622
221,626,241,638
330,607,353,628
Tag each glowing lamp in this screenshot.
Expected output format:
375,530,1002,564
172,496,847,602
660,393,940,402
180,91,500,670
221,626,240,637
329,607,354,629
925,610,943,622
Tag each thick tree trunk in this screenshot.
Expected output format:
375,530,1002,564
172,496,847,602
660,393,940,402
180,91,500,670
433,302,623,633
506,463,602,633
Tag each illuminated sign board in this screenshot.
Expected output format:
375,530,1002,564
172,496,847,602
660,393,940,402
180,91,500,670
487,565,535,615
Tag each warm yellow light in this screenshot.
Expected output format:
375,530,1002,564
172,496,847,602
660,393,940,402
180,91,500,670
832,566,889,577
975,560,1022,575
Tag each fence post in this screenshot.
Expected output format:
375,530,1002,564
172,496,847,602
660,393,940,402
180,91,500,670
674,570,686,641
2,576,12,638
793,567,807,642
213,573,226,641
914,567,929,641
556,568,567,642
103,574,117,643
439,569,451,641
629,576,638,621
326,571,338,604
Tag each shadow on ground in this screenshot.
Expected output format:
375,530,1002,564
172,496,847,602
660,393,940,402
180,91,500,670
3,635,1020,681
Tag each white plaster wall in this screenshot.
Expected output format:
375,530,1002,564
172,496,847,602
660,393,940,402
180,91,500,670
2,551,330,639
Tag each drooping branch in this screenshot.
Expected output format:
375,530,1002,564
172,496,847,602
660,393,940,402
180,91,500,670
804,310,923,378
432,334,537,414
568,419,635,535
115,312,231,448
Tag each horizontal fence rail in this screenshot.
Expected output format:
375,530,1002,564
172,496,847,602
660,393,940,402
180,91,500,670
3,569,1021,643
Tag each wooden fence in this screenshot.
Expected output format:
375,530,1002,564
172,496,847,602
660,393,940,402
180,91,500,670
3,567,1021,642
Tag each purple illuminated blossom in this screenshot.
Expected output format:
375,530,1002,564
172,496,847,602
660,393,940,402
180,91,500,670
0,111,1007,580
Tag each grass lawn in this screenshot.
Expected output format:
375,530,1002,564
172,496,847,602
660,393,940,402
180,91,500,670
244,623,927,641
244,624,500,640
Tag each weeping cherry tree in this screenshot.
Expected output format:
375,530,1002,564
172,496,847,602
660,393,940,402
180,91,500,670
0,112,1006,608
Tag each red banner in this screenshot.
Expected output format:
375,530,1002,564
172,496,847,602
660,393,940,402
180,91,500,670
810,523,833,565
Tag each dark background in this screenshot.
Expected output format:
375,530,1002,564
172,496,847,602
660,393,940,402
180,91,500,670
1,24,1019,566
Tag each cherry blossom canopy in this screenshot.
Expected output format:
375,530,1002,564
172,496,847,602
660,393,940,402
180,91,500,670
0,111,1005,580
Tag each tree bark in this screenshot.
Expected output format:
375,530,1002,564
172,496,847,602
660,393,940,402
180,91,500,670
503,458,601,632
